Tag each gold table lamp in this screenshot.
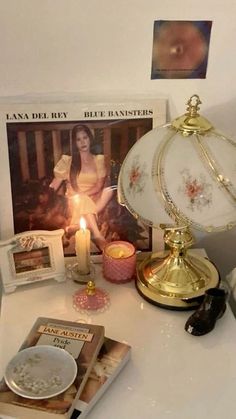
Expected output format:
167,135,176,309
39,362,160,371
118,95,236,309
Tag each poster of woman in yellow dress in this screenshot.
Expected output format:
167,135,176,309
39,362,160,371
3,100,166,256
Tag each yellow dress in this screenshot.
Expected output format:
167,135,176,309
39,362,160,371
53,154,106,224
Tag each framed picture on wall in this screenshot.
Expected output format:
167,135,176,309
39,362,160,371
0,99,166,259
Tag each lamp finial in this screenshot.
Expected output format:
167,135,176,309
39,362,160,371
172,93,212,135
186,94,202,118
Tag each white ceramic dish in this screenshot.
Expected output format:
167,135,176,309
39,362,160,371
4,345,77,399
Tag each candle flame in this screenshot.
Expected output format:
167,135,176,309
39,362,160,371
73,194,80,203
80,216,87,230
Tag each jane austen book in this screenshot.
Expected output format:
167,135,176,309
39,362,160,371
0,317,104,419
72,337,131,419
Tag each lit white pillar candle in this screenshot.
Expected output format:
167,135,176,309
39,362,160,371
75,217,91,275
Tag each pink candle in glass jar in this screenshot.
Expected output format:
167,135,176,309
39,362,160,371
103,241,136,283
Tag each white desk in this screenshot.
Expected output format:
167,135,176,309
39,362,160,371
1,257,236,419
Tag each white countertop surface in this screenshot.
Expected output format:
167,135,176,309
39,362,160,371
0,253,236,419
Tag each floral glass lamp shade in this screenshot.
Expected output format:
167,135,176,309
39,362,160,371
118,95,236,310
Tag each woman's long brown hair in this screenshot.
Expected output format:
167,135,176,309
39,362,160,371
70,124,94,192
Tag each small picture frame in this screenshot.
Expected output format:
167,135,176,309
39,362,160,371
0,229,65,293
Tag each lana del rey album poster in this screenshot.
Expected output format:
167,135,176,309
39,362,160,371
0,98,166,258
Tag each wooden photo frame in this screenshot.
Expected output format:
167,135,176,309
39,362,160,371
0,229,65,293
0,99,166,260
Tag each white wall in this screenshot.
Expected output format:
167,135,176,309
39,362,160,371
0,0,236,278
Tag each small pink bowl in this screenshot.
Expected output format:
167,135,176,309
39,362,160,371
103,241,136,283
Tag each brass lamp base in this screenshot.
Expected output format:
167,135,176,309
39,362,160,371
136,228,219,310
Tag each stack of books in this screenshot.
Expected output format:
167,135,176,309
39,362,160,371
0,317,131,419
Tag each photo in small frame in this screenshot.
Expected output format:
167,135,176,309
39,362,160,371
13,247,51,274
0,100,166,258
